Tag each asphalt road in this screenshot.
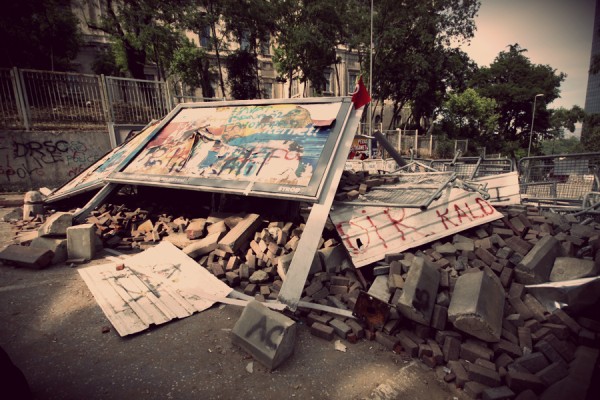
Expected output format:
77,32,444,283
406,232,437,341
0,203,465,400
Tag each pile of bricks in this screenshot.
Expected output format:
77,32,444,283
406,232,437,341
301,205,600,400
4,187,599,398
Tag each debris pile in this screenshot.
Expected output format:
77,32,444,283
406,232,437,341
1,185,599,399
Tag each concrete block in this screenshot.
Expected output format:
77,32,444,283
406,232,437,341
447,360,469,388
318,244,351,273
550,257,599,282
367,275,391,303
464,381,490,398
0,244,53,269
448,269,505,342
396,332,419,357
431,304,448,331
182,232,223,258
515,236,561,284
539,376,588,400
67,224,96,261
231,300,296,370
397,256,440,325
38,212,73,237
30,237,68,264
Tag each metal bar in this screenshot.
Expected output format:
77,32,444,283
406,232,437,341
372,130,407,167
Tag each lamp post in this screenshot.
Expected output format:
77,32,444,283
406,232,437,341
527,94,544,157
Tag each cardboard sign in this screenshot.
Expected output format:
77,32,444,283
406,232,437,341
108,99,355,202
329,187,503,268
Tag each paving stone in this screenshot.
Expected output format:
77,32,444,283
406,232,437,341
514,352,550,374
515,236,561,284
310,322,334,341
447,360,469,388
375,331,398,350
460,340,494,363
449,269,505,342
329,318,352,339
539,376,588,400
0,244,53,269
345,318,365,339
514,389,538,400
482,386,515,400
367,275,391,303
535,361,568,386
464,381,489,398
467,362,502,387
66,223,96,261
396,332,418,357
231,300,297,370
443,336,461,362
533,340,567,369
397,256,440,326
182,231,222,258
431,304,448,331
551,309,581,334
318,244,351,273
505,370,545,394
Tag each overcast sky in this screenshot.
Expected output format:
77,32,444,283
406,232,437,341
459,0,596,110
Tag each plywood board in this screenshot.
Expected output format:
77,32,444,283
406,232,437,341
329,187,504,268
78,241,232,336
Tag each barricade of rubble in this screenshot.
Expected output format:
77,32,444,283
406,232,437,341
1,182,599,399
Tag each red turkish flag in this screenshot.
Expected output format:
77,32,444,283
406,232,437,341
351,76,371,109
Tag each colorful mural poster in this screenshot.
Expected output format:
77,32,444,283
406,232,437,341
122,103,342,187
46,121,160,201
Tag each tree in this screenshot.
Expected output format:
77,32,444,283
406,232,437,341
581,113,600,152
470,44,566,155
0,0,81,70
438,88,499,143
366,0,481,131
541,137,583,155
272,0,347,97
80,0,186,79
170,39,216,98
225,50,260,100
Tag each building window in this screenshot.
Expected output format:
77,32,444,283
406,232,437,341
348,72,359,95
200,25,211,49
262,82,273,99
260,34,271,56
324,71,332,94
240,30,251,51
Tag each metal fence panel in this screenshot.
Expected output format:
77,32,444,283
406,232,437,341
519,153,600,207
0,68,22,129
19,69,106,129
105,77,170,124
430,157,514,180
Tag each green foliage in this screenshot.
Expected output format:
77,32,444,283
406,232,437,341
470,44,565,154
272,0,345,94
438,88,499,141
170,40,215,98
0,0,81,70
433,134,455,159
541,137,584,155
225,50,260,100
581,113,600,152
91,48,125,76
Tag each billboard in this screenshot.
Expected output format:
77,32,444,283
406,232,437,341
107,98,355,202
46,121,160,202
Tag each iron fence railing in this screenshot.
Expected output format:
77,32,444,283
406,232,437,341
518,153,600,208
0,67,227,130
430,157,514,180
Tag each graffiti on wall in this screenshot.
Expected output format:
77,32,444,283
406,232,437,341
0,136,104,184
329,188,504,268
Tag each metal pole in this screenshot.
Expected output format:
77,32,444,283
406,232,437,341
527,94,544,157
368,0,373,155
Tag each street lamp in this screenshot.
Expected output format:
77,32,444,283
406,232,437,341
527,93,544,157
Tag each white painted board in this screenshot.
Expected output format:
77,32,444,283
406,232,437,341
79,241,232,336
329,187,504,268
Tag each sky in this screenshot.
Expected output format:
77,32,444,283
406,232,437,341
459,0,597,111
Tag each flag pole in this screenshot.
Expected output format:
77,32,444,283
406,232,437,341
368,0,374,155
